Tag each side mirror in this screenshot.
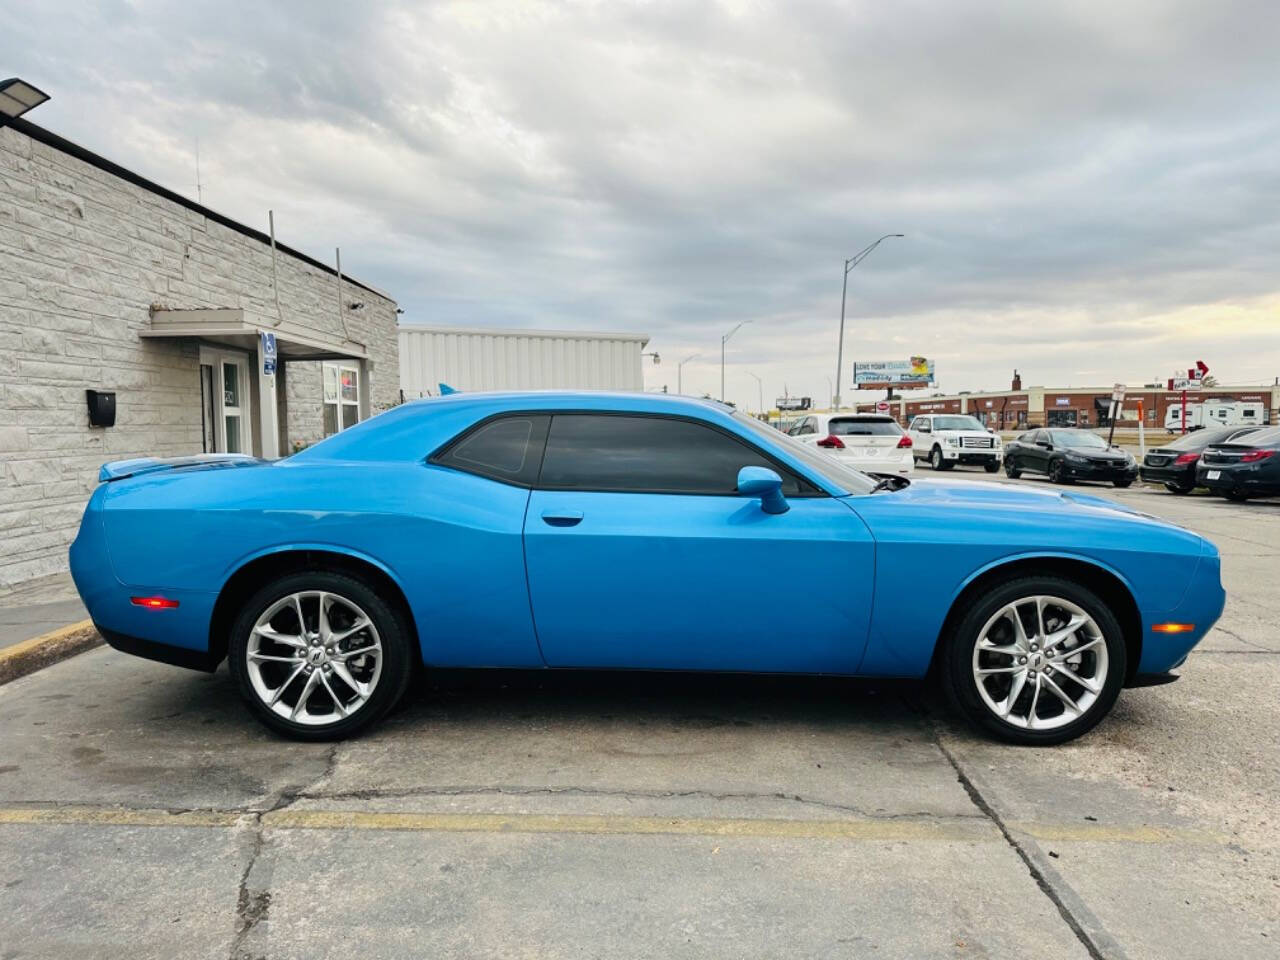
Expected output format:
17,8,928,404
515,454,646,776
737,466,789,515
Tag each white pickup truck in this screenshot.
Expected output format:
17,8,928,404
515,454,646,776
907,414,1002,472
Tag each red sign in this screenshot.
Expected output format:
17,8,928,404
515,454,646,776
875,401,890,412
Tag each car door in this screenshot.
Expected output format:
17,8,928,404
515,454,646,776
908,417,931,458
522,412,876,673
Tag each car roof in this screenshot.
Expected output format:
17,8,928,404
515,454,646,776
825,413,895,422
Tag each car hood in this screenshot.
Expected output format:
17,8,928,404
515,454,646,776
879,477,1164,523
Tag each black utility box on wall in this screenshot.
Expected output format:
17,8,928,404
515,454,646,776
86,389,116,427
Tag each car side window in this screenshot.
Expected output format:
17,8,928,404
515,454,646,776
537,414,809,495
797,417,817,436
431,414,550,486
913,417,931,432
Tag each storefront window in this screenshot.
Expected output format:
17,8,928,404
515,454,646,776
323,363,360,436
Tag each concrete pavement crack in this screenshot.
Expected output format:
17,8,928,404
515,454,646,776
919,711,1130,960
1206,626,1273,651
229,813,270,960
291,783,984,821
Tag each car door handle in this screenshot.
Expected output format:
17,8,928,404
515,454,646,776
540,509,583,527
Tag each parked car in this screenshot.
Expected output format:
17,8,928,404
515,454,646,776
906,414,1002,472
1004,429,1138,486
70,392,1224,746
1195,426,1280,502
788,413,913,476
1140,426,1261,494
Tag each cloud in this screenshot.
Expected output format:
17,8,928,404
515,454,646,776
7,0,1278,409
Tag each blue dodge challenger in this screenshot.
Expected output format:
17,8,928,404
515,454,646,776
70,391,1224,744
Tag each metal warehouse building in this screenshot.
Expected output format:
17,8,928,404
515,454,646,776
0,118,399,586
398,325,649,398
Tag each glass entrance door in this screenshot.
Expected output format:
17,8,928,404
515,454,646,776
199,348,252,454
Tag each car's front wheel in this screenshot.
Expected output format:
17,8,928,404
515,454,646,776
930,446,950,471
1004,458,1022,479
229,571,415,740
1164,481,1194,495
1048,459,1070,484
941,575,1126,745
984,460,1001,473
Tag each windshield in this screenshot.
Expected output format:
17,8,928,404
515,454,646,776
734,412,878,495
932,416,985,431
1052,430,1109,450
1162,428,1239,451
829,417,901,436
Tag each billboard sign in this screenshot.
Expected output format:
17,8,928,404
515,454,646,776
776,396,811,411
853,357,935,388
1168,378,1201,392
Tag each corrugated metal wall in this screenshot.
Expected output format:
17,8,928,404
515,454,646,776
398,326,648,397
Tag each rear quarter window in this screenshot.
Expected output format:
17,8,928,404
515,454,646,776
829,419,901,436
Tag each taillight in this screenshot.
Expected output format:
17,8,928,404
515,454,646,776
816,435,845,449
1174,453,1199,465
897,434,913,448
1241,450,1275,463
131,596,179,609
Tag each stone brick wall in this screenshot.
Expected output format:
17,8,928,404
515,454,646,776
0,124,398,586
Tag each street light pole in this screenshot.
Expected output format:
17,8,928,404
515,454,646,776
677,353,700,394
833,234,903,411
746,371,763,414
720,321,751,402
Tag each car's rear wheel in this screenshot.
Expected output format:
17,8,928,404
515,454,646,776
941,576,1126,745
229,571,414,741
1113,479,1133,488
1164,481,1194,495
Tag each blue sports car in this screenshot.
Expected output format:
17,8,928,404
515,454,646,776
69,391,1224,744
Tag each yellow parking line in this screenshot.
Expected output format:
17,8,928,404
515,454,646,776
0,805,987,841
261,809,990,841
0,806,245,828
0,806,1240,846
0,619,94,664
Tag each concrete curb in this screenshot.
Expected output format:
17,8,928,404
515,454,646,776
0,620,100,685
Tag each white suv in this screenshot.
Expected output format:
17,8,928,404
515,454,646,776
907,414,1002,472
789,413,913,476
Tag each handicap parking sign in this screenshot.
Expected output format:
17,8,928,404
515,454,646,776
261,332,277,375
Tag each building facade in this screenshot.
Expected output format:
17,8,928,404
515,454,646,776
857,380,1279,431
0,119,399,585
399,325,649,397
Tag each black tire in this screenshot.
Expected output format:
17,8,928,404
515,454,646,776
1224,491,1249,502
984,461,1001,473
1048,459,1071,484
1112,479,1133,488
228,571,415,741
1005,459,1022,479
930,446,952,471
941,575,1127,745
1164,482,1193,495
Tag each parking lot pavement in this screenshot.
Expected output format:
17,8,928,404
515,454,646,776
0,571,87,651
1,476,1276,959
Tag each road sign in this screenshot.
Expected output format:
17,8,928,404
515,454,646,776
1111,383,1126,403
260,332,277,376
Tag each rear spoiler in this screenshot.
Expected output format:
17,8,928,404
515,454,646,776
98,454,260,483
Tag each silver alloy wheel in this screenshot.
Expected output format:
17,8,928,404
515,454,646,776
246,590,383,726
971,594,1108,730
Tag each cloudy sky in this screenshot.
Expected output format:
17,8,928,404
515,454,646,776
9,0,1279,409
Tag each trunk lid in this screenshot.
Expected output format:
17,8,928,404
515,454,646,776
98,453,262,483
